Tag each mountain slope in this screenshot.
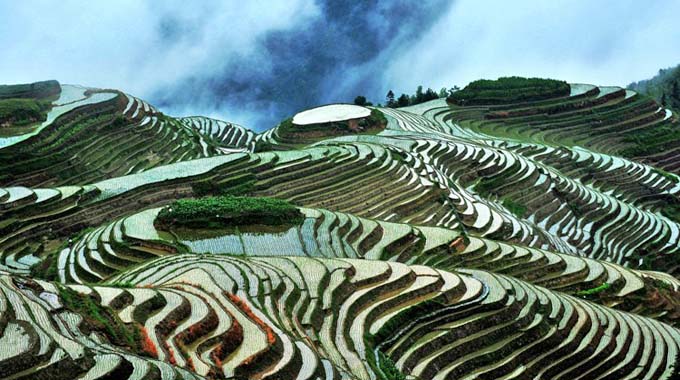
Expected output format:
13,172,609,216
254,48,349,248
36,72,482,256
0,78,679,380
628,64,680,112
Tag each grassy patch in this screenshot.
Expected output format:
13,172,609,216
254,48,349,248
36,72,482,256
29,250,59,281
57,285,141,351
449,76,570,105
155,195,304,229
0,80,60,99
473,175,506,197
501,198,527,218
0,98,51,127
576,282,611,297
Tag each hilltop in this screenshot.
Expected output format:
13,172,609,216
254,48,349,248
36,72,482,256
0,77,679,380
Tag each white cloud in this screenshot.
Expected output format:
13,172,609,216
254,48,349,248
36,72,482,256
382,0,680,93
0,0,319,97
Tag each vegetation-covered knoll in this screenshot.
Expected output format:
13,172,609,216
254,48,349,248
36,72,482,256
0,80,60,127
448,76,570,105
446,79,680,176
0,98,52,127
0,79,60,100
268,107,386,148
155,195,304,229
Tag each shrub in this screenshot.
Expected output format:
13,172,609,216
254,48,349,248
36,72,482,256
354,95,373,106
155,195,304,229
449,76,570,105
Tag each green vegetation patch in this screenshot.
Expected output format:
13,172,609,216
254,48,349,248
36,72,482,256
155,195,304,230
0,80,60,100
576,282,611,297
628,64,680,112
57,285,142,351
502,198,527,218
660,200,680,224
30,250,59,281
448,76,570,106
366,349,406,380
619,123,680,158
0,98,51,127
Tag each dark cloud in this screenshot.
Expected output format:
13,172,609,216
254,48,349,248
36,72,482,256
152,0,450,130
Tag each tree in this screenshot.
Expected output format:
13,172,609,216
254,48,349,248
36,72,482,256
354,96,368,106
424,87,438,102
397,94,410,107
386,90,396,108
439,88,448,98
672,81,680,110
414,85,424,104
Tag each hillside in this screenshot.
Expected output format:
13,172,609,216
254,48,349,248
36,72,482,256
0,78,679,380
629,64,680,112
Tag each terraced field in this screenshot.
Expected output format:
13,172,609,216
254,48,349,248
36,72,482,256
0,79,679,379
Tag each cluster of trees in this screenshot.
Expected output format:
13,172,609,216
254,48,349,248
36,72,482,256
354,85,460,108
448,77,570,106
628,64,680,111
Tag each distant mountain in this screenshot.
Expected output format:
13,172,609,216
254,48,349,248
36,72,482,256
628,64,680,111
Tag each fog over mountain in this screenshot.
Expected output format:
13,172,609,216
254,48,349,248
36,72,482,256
1,0,679,130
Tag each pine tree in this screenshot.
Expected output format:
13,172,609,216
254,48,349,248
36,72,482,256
397,94,410,107
415,86,424,104
386,90,396,108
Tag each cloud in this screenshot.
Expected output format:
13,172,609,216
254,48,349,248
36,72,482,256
0,0,322,128
1,1,679,131
0,0,451,130
150,0,450,129
383,0,680,93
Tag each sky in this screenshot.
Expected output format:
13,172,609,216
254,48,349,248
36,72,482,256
1,0,679,131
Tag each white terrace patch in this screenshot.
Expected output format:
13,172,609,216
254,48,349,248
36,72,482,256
292,104,371,125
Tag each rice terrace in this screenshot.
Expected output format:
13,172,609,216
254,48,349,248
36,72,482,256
2,2,680,380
